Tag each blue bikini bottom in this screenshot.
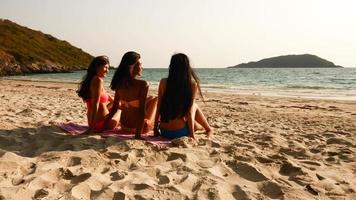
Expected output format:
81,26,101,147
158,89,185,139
160,125,189,139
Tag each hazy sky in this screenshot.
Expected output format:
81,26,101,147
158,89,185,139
1,0,355,68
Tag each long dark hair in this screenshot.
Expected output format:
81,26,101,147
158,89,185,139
110,51,141,90
160,53,203,122
77,56,109,100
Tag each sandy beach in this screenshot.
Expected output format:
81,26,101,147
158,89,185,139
0,78,355,200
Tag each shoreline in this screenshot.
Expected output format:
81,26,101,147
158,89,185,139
2,77,356,101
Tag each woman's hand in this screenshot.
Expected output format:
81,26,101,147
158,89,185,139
153,126,160,137
108,94,114,102
189,133,196,140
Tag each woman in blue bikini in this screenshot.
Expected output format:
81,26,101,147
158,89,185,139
103,51,157,139
154,53,213,139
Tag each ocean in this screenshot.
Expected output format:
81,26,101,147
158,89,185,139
6,68,356,100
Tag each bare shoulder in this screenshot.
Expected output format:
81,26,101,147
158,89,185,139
159,78,167,86
135,79,149,88
191,80,197,89
91,76,103,87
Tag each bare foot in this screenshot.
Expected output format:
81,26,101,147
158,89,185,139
205,128,214,139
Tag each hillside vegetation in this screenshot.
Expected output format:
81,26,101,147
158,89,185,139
0,19,93,76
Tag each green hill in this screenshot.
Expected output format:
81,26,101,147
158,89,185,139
229,54,343,68
0,19,93,76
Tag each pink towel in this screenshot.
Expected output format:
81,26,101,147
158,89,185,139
58,122,171,146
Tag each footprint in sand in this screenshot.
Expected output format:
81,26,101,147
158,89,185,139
300,160,322,167
133,183,153,190
177,173,200,192
59,168,74,180
171,136,197,147
66,156,81,167
279,161,304,177
326,138,353,146
196,157,221,168
106,152,122,159
279,147,309,159
90,188,115,199
33,189,49,199
198,139,221,148
166,152,188,162
226,161,267,182
113,191,126,199
258,181,284,199
158,174,170,185
70,173,91,184
338,153,352,162
11,176,25,186
256,156,274,164
232,185,249,200
110,171,125,181
19,162,36,175
206,187,220,199
309,147,322,154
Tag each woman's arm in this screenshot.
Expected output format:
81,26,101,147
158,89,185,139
135,81,149,139
87,77,102,133
108,94,114,102
153,79,164,136
102,89,120,130
187,82,198,139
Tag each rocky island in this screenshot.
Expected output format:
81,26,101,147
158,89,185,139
0,19,93,76
229,54,343,68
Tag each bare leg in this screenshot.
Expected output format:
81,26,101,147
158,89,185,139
143,96,158,133
189,102,198,138
194,103,213,137
194,121,204,131
107,109,121,129
104,105,121,130
106,119,119,130
145,96,158,122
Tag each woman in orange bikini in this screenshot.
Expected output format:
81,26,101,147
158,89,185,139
77,56,120,134
154,53,213,139
103,51,157,139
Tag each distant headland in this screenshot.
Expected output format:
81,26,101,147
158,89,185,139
0,19,93,76
228,54,343,68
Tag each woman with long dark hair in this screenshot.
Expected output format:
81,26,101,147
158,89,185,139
77,56,120,134
154,53,213,139
103,51,157,139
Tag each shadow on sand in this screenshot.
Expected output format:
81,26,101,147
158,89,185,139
0,125,124,158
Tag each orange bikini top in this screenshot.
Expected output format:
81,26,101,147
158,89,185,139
86,93,110,110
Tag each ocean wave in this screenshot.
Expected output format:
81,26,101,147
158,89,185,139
329,78,356,81
200,84,230,89
284,85,337,90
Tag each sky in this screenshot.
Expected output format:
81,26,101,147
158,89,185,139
0,0,355,68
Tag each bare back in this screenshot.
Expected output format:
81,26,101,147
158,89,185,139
158,78,197,130
115,79,149,128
